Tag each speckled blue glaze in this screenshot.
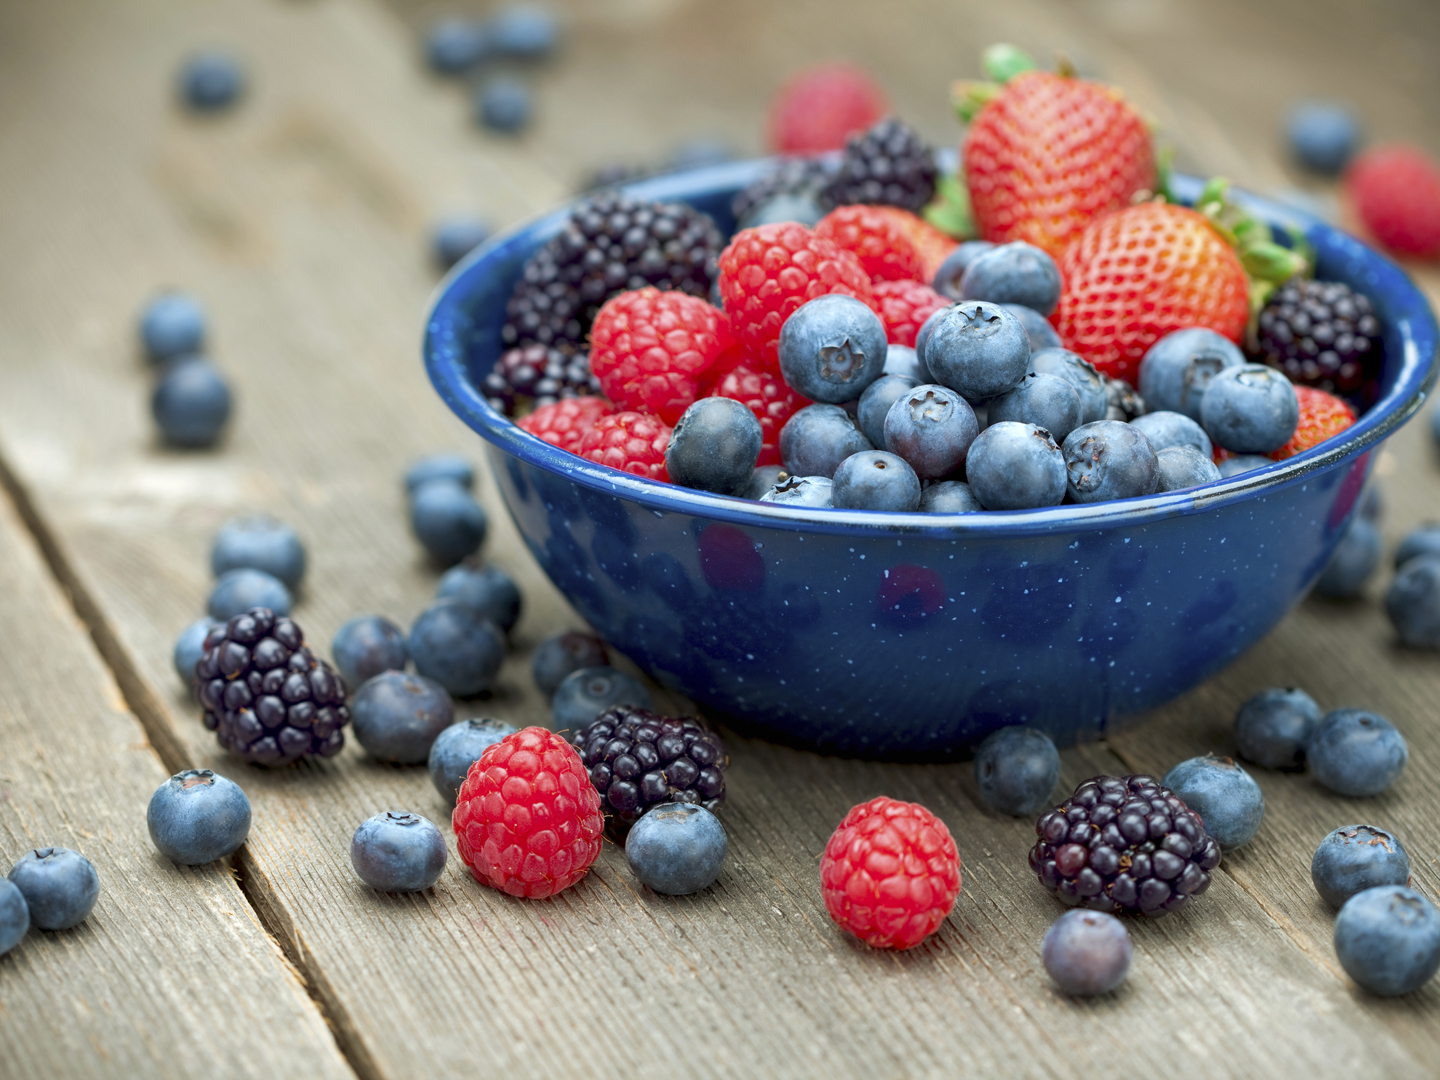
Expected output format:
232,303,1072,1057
424,165,1438,759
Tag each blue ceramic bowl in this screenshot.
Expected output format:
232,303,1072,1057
425,163,1438,758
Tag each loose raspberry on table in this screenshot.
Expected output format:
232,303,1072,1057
588,288,731,425
1346,145,1440,259
767,63,887,154
709,359,808,467
1269,385,1356,461
718,223,875,372
872,279,950,348
577,411,672,482
820,796,962,950
815,204,924,283
518,396,614,454
453,726,604,899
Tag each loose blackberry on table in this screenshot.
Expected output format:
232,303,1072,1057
1254,278,1381,396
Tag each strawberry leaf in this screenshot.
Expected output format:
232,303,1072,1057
981,44,1037,84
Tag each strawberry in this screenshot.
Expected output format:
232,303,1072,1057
1269,386,1356,460
962,71,1155,257
1051,202,1250,385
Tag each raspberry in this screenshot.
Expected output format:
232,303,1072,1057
453,727,604,899
768,63,887,154
871,279,949,347
1269,385,1356,461
820,796,962,950
815,205,923,282
1346,145,1440,259
518,396,614,454
588,288,730,424
710,360,809,467
718,223,875,372
870,206,959,282
577,411,672,482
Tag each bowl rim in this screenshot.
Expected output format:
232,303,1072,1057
425,164,1439,539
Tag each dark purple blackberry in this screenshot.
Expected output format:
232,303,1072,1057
732,155,836,225
821,116,938,214
500,192,723,359
482,344,601,413
195,608,350,767
569,705,726,830
1255,278,1381,395
1029,774,1220,917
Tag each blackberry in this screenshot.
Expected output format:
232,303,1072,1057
1029,774,1220,917
195,607,350,766
569,705,726,830
1255,278,1381,395
482,344,600,414
500,192,722,359
732,155,836,225
821,116,937,214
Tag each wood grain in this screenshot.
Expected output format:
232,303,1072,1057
0,0,1437,1077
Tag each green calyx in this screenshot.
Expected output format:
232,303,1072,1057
924,172,976,240
952,80,1002,123
1196,177,1314,316
982,44,1038,84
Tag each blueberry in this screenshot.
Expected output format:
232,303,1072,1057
1393,522,1440,569
856,374,917,449
1235,687,1322,769
1385,555,1440,647
152,357,232,448
211,515,306,589
351,671,454,764
1307,709,1407,797
7,848,99,930
778,404,872,479
1312,825,1411,909
1002,304,1062,353
1334,886,1440,996
552,666,653,730
919,480,982,513
139,293,205,361
1062,421,1159,503
407,599,506,697
831,451,922,511
924,301,1031,402
931,240,995,300
777,295,888,404
986,372,1082,443
173,617,218,683
973,726,1060,816
913,304,953,369
1155,445,1221,492
177,51,245,112
1217,454,1273,478
0,879,26,955
332,615,409,688
404,454,475,494
1431,403,1440,451
1162,755,1264,849
431,216,492,270
437,562,522,633
737,193,825,230
1200,364,1299,454
882,344,930,383
665,397,764,495
882,383,979,479
425,18,489,73
476,77,533,134
966,422,1067,510
1286,101,1361,176
742,464,785,501
624,803,728,894
410,480,488,565
959,241,1062,317
1315,517,1382,598
350,812,448,892
532,631,608,697
1138,328,1246,422
146,770,252,865
484,5,560,59
429,718,518,804
1130,410,1213,458
1028,347,1107,424
1041,910,1132,996
759,475,834,507
207,568,291,621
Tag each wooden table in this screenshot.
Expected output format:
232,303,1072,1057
1,1,1438,1076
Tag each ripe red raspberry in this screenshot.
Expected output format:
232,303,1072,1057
588,288,731,425
1269,385,1356,461
517,396,613,454
1346,145,1440,259
768,63,887,154
814,205,924,283
718,223,875,372
710,360,809,467
820,796,961,950
872,279,950,347
869,207,959,283
453,726,604,899
577,411,672,482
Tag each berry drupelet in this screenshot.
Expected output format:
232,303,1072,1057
1029,774,1220,917
821,116,938,214
482,344,601,415
569,705,726,830
1255,279,1380,395
195,608,350,766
